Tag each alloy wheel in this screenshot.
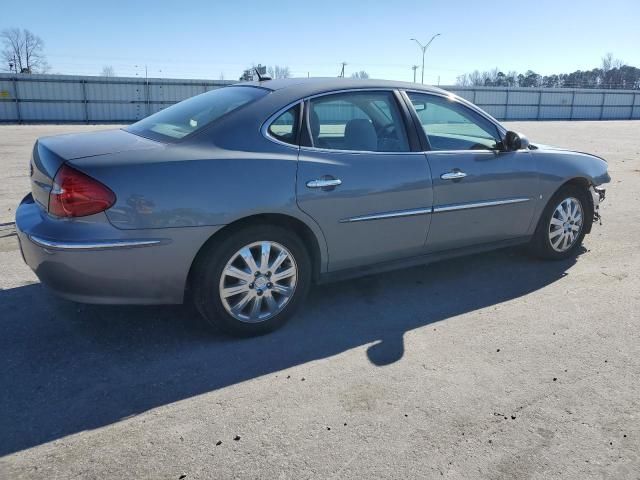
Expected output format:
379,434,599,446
548,197,584,252
219,241,298,323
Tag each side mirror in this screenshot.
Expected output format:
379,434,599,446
504,131,529,151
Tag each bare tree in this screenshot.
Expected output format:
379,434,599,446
101,65,115,77
267,65,291,79
468,71,483,86
601,53,625,87
351,70,369,79
601,53,623,71
456,73,470,86
601,52,615,73
1,28,49,73
456,70,485,86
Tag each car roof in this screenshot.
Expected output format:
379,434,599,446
235,77,451,99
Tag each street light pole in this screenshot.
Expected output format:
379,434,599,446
410,34,441,84
339,62,347,78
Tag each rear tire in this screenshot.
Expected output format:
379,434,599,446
530,185,589,260
192,224,311,336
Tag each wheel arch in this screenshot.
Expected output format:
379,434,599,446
185,213,326,299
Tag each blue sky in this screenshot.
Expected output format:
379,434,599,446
4,0,639,84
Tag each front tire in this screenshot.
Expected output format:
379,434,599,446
530,185,589,260
193,225,311,336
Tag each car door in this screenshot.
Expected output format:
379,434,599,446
404,91,539,252
295,90,433,272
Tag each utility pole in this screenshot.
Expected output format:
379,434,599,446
410,34,441,84
339,62,347,78
412,65,419,83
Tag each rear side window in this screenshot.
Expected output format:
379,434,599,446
306,91,409,152
127,86,267,142
267,105,300,145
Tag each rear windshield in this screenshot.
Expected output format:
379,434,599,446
126,86,267,142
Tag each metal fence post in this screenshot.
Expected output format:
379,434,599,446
12,77,22,123
569,90,575,120
536,89,541,120
146,79,150,117
630,93,637,120
81,80,89,124
599,92,606,120
505,88,510,120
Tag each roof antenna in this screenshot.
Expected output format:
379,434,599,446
254,65,272,82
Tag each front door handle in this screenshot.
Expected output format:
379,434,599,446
306,178,342,189
440,171,467,180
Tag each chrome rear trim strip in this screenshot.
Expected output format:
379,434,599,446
29,235,164,251
433,197,530,213
340,207,432,223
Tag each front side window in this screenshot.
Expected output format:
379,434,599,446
267,105,299,145
407,92,501,151
127,86,267,142
306,91,409,152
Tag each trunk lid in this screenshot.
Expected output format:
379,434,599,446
29,129,161,211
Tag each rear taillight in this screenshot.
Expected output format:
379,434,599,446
49,165,116,217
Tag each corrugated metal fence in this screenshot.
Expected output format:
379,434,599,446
1,73,639,123
447,86,640,121
0,73,233,123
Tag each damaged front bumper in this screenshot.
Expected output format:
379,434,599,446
590,185,606,224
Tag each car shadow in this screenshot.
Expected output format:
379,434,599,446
0,246,581,456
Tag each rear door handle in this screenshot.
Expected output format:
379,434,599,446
306,178,342,189
440,171,467,180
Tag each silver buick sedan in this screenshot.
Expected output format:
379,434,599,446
16,78,609,336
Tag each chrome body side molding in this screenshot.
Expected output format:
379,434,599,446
433,197,530,213
339,207,432,223
28,235,166,251
339,198,530,223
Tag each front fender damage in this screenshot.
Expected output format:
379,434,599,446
589,185,606,228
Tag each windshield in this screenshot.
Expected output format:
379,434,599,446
126,86,267,142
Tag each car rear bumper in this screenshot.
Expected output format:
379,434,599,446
15,194,221,305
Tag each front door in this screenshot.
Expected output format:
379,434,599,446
295,90,433,271
404,92,539,252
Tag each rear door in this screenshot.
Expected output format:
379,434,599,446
404,91,539,252
294,90,433,272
